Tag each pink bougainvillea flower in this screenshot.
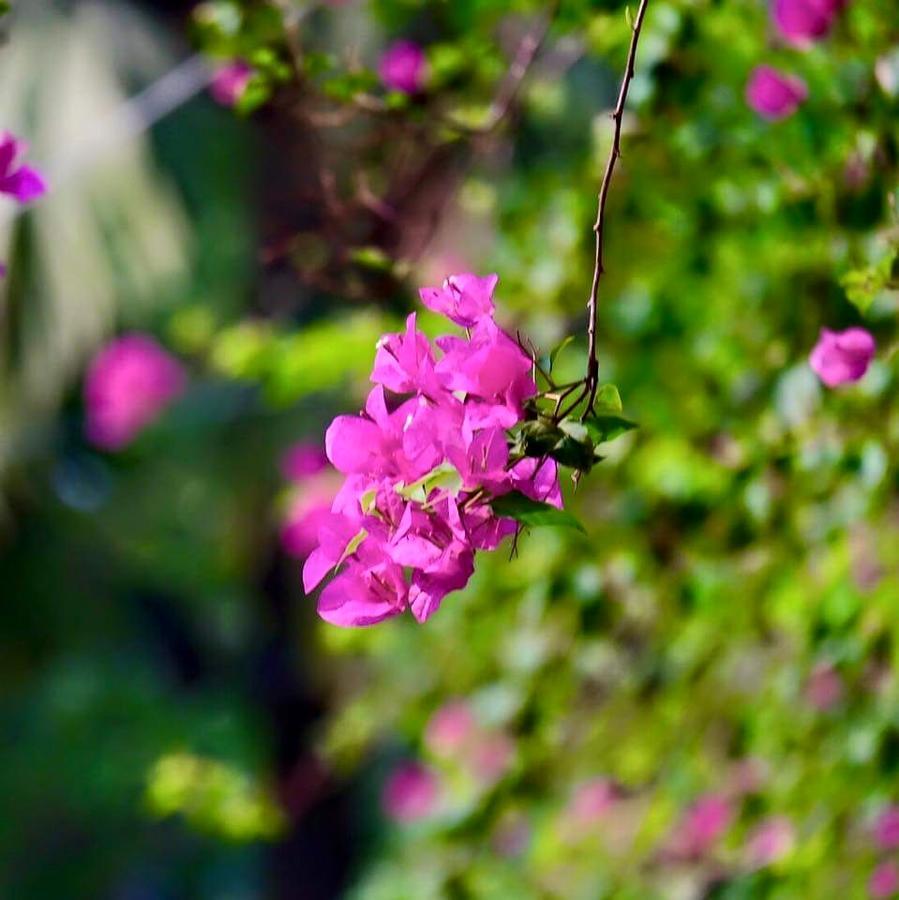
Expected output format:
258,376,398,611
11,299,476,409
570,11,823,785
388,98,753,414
467,732,515,786
870,861,899,899
425,700,477,756
302,273,563,626
669,794,732,859
809,327,876,387
0,132,47,204
419,272,498,328
210,60,253,106
804,662,844,709
745,816,796,868
746,66,808,120
280,442,329,482
280,474,340,560
382,762,440,823
566,778,618,827
378,40,428,94
873,805,899,851
84,334,186,451
772,0,846,46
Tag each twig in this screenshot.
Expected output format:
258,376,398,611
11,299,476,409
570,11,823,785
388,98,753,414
583,0,650,413
442,2,560,136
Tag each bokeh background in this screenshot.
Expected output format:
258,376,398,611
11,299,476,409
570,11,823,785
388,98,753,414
2,0,899,897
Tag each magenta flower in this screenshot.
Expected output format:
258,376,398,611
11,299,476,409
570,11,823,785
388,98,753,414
425,700,477,756
746,66,808,120
419,273,498,328
873,806,899,851
809,327,875,388
0,132,47,204
84,334,186,451
745,816,795,867
870,861,899,899
378,40,428,94
467,731,515,786
669,794,732,859
772,0,846,46
382,762,440,823
302,273,562,627
281,442,329,482
210,60,253,107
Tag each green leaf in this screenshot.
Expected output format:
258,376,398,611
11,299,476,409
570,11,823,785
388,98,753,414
549,335,575,371
840,249,898,314
594,383,623,413
337,528,368,568
395,463,462,503
583,413,638,444
491,491,586,533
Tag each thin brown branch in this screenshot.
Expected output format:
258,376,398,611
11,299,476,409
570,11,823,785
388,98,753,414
584,0,650,413
443,2,560,136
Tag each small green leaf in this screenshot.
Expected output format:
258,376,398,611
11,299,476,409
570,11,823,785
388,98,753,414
348,246,394,273
396,463,462,503
550,435,596,471
594,383,623,414
359,487,378,515
337,528,368,569
840,249,897,314
491,491,586,533
549,335,575,371
583,413,637,444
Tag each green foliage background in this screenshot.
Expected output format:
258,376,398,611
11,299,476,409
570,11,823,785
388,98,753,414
2,0,899,898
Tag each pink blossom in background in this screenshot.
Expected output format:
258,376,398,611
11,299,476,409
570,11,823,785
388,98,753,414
467,732,515,785
84,334,186,451
281,480,339,559
809,327,876,387
378,40,428,94
280,442,329,482
804,662,844,710
210,60,253,106
382,762,440,823
870,861,899,899
425,700,477,756
746,66,807,120
566,778,618,826
0,132,47,204
772,0,846,46
873,806,899,851
745,816,796,868
669,794,732,859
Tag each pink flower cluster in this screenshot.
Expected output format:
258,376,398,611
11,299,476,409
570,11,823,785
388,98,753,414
746,1,850,120
303,273,562,627
84,334,186,450
378,40,428,95
809,327,876,388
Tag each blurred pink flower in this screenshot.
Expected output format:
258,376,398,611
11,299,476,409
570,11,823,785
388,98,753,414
809,327,875,387
425,700,477,756
772,0,846,46
84,334,185,451
805,662,844,710
210,60,253,106
0,132,47,204
566,778,618,827
745,816,795,868
281,484,338,559
746,66,807,120
382,762,440,823
378,40,427,94
467,732,515,785
280,442,329,482
873,806,899,851
870,861,899,899
669,794,732,859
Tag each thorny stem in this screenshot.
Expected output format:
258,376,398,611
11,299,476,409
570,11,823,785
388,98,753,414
584,0,650,414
